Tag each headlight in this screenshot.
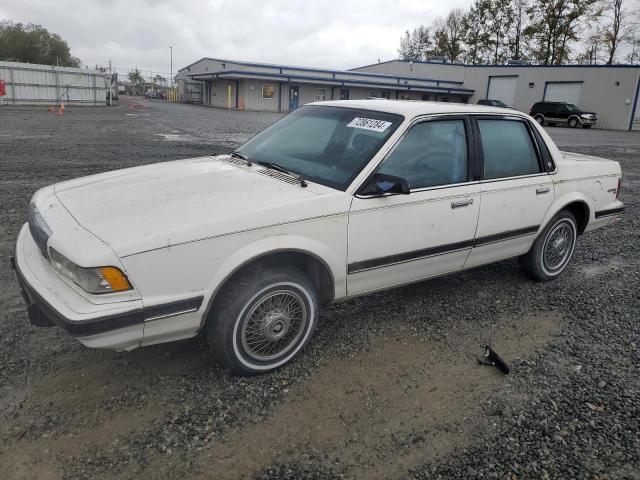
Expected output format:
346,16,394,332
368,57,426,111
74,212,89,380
580,114,590,118
49,249,132,294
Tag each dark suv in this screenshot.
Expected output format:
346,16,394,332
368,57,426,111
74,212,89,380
529,101,596,128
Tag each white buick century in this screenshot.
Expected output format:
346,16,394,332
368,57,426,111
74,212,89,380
13,101,624,375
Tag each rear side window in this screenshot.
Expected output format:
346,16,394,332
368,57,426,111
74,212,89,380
478,120,541,179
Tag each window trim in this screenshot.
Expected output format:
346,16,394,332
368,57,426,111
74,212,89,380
356,115,475,197
473,115,547,181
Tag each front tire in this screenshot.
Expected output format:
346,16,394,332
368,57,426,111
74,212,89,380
568,117,580,128
534,115,544,126
519,211,578,282
205,265,318,375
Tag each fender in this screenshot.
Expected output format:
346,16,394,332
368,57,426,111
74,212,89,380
539,190,592,233
199,234,346,329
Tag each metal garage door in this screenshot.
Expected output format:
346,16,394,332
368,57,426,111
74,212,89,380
487,76,518,106
544,82,583,106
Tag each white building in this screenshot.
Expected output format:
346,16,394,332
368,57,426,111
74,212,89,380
176,57,640,131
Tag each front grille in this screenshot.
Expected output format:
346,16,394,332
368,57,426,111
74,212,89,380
28,204,52,258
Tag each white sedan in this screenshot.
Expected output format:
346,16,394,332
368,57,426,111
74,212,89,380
13,100,624,375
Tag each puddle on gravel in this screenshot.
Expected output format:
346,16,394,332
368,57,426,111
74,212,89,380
154,133,195,142
580,257,625,278
192,311,561,480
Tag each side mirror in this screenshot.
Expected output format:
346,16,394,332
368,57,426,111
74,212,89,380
358,173,410,196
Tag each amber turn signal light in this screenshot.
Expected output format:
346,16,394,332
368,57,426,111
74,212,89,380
100,267,133,292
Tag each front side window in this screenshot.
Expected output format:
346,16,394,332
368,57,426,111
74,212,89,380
236,106,403,190
314,88,326,101
478,119,541,179
378,119,468,189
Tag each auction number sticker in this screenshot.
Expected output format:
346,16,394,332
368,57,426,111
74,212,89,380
347,117,392,132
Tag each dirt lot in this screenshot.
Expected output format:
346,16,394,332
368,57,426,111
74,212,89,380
0,100,638,480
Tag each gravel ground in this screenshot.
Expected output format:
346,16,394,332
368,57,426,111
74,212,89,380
0,99,638,480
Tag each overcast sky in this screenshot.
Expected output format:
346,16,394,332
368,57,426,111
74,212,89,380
0,0,471,78
2,0,638,79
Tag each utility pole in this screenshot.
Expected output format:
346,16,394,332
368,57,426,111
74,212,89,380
170,46,173,88
108,59,112,106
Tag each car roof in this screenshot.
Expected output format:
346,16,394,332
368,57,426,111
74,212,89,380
312,99,527,119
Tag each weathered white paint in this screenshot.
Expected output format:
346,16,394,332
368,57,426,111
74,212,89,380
15,101,623,353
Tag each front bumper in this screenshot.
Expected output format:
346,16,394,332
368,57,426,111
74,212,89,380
579,117,597,126
12,224,203,348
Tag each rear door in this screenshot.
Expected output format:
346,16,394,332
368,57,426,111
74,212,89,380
465,116,554,268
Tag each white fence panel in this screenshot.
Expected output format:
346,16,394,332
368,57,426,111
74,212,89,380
0,61,110,106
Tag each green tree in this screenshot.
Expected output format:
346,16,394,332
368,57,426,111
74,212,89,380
601,0,631,64
525,0,600,65
153,74,167,87
508,0,529,60
463,0,492,64
433,9,466,63
128,68,143,85
0,20,81,66
398,26,433,61
485,0,515,63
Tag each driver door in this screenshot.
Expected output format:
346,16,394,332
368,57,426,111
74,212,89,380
347,116,481,296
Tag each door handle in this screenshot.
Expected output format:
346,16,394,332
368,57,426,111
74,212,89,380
451,198,473,209
536,186,551,195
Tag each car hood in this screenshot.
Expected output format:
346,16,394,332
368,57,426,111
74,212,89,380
53,155,347,256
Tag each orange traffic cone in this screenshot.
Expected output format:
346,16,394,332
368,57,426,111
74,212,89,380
57,103,65,116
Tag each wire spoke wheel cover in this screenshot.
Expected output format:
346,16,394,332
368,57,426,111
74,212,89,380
239,289,308,362
542,219,576,274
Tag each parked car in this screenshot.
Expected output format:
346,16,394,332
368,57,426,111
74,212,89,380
477,99,510,108
530,101,597,128
144,90,159,99
13,101,623,375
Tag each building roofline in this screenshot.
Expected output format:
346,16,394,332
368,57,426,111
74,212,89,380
189,69,474,94
178,56,465,85
352,58,640,69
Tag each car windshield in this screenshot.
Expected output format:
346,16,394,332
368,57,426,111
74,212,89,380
565,104,580,112
236,105,403,190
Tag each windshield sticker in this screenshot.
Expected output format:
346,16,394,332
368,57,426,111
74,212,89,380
347,117,392,132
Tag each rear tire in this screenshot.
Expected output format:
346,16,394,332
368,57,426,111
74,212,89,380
519,211,578,282
205,265,318,375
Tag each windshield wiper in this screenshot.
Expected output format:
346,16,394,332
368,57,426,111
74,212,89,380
230,150,252,166
256,161,307,188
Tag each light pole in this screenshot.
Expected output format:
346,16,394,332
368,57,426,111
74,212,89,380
170,46,173,88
